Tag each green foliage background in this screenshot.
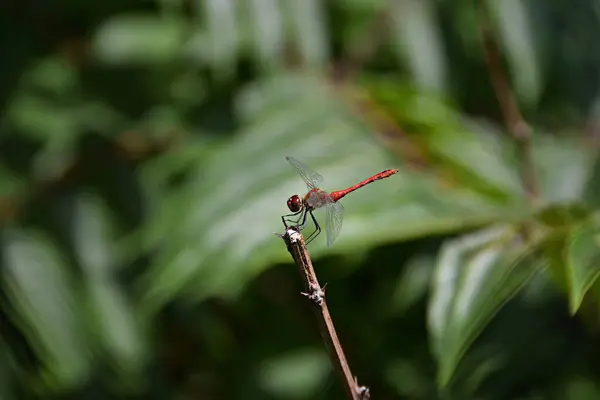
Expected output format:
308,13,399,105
2,0,600,399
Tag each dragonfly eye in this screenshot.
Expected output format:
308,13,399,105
287,195,302,212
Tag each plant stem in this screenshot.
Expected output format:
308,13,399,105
280,228,369,400
476,0,540,205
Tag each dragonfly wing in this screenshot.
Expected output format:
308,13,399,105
286,156,324,189
325,200,344,247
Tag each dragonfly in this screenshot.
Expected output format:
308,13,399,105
282,156,399,247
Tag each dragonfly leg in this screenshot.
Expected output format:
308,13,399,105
304,210,321,245
281,209,304,228
297,208,310,229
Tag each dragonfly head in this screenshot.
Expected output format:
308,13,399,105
286,195,303,212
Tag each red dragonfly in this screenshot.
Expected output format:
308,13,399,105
282,156,399,247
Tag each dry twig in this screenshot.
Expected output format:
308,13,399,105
279,227,370,400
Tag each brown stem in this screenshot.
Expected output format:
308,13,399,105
279,228,370,400
476,0,540,204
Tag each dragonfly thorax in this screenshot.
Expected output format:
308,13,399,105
304,188,330,209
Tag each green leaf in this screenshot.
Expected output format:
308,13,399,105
72,195,147,380
428,226,545,387
2,230,92,389
565,218,600,314
137,73,518,313
92,14,187,65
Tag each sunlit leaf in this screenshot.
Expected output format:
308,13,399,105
2,230,92,389
428,225,546,387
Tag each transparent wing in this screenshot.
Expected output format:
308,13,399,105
286,156,324,189
325,200,344,247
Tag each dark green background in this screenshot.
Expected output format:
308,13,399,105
2,0,600,399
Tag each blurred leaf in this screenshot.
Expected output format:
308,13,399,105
533,135,597,204
565,217,600,314
0,165,24,197
283,0,329,68
535,203,592,297
535,202,590,228
389,254,434,315
488,0,542,106
247,0,285,69
202,0,240,78
542,231,570,295
72,195,147,379
363,77,525,203
31,138,77,183
564,377,600,400
0,338,14,399
7,94,79,141
385,358,429,397
3,230,92,390
583,151,600,208
258,349,330,399
22,57,78,96
428,225,545,387
390,0,448,93
423,122,524,203
185,0,331,71
92,14,187,65
137,73,517,313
